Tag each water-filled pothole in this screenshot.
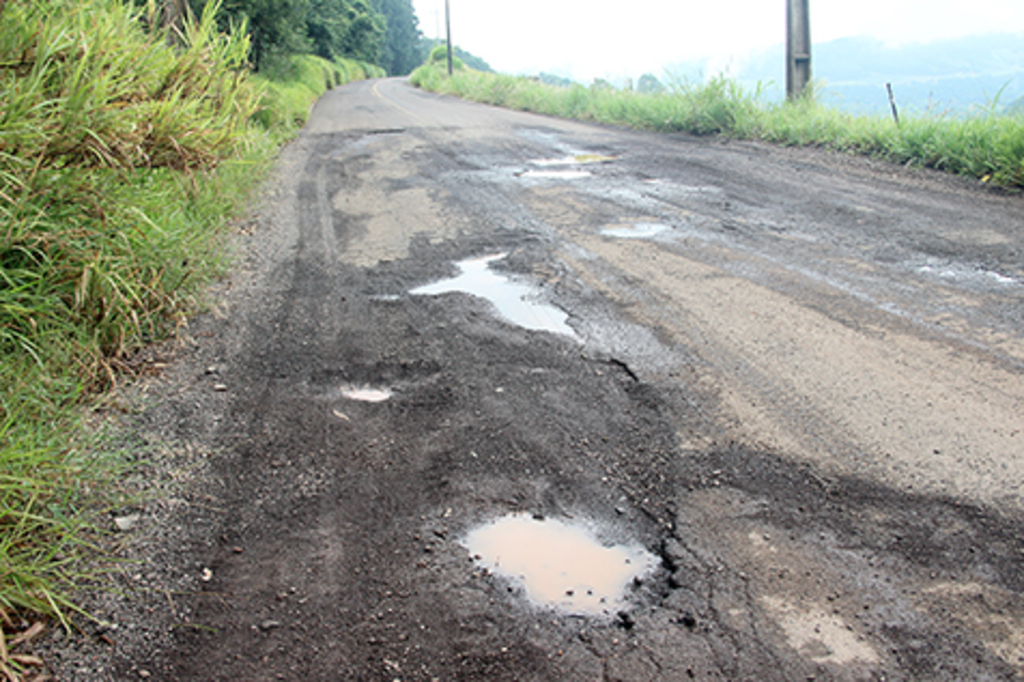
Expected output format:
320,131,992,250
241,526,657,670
410,254,577,338
463,514,658,616
340,385,392,402
529,154,616,166
516,169,592,180
601,222,672,239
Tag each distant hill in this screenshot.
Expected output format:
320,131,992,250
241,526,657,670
732,33,1024,116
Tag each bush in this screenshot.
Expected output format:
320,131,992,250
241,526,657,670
253,54,385,134
427,44,465,70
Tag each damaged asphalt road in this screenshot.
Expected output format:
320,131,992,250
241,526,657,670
49,79,1024,680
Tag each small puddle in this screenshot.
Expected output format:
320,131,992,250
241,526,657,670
517,169,592,180
410,254,577,338
518,153,614,180
340,385,392,402
601,222,672,239
463,514,658,616
530,154,616,166
917,264,1019,286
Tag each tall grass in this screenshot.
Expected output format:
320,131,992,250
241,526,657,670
0,0,381,635
253,53,386,134
1,0,263,376
0,0,264,633
410,65,1024,188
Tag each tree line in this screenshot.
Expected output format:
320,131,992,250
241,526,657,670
171,0,425,75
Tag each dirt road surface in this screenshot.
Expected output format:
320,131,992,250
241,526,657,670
46,79,1024,680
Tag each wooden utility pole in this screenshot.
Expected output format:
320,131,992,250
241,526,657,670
786,0,811,99
445,0,453,76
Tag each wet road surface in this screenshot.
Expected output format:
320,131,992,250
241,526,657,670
77,78,1024,680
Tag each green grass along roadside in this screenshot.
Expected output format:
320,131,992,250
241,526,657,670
0,0,380,653
410,63,1024,188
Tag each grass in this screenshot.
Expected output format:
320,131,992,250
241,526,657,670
0,0,381,641
254,53,385,136
410,65,1024,188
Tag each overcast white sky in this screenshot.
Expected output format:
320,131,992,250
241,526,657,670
411,0,1024,83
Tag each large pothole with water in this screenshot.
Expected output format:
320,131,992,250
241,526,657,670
462,513,659,617
410,253,577,339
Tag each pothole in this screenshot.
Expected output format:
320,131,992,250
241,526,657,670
339,385,393,402
410,253,577,338
463,513,658,616
916,262,1020,287
529,154,616,166
600,222,672,239
516,169,592,180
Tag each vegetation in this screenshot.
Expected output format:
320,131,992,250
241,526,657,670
193,0,422,74
734,33,1024,117
0,0,385,645
410,65,1024,188
419,39,492,73
377,0,424,76
254,52,384,134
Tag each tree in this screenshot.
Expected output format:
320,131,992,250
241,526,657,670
306,0,384,64
418,38,491,72
193,0,403,71
374,0,421,75
306,0,346,60
213,0,311,70
637,73,664,94
338,0,384,64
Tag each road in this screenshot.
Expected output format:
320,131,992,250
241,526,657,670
65,78,1024,680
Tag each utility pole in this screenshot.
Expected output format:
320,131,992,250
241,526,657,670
786,0,811,99
445,0,453,76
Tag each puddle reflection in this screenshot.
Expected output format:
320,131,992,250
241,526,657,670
464,514,657,616
410,254,577,338
340,386,392,402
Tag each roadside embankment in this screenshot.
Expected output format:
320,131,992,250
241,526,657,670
0,0,380,651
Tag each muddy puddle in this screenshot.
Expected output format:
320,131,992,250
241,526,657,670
410,254,577,338
463,514,658,616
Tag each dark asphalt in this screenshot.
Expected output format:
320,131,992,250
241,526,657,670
45,79,1024,681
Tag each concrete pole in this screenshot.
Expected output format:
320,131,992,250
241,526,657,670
445,0,453,76
786,0,811,99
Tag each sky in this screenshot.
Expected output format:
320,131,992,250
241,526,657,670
410,0,1024,85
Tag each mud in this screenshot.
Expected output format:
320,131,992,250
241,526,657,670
38,79,1024,680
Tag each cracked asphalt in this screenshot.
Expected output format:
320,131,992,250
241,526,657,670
45,78,1024,681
